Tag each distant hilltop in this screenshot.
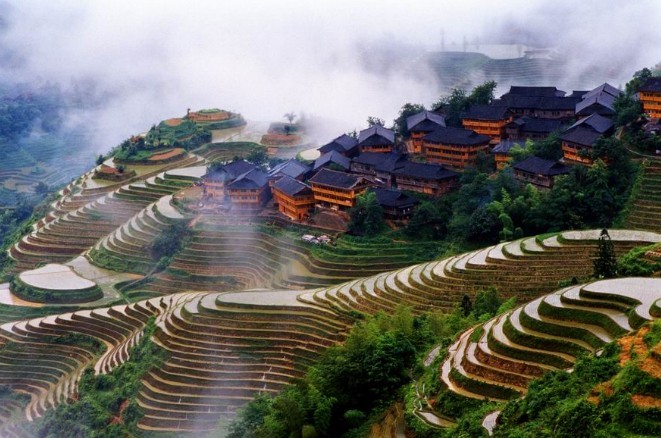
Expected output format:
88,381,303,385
428,43,560,61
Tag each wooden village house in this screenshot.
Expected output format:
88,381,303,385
357,125,396,153
512,156,570,189
226,168,270,210
391,161,459,196
309,168,372,211
422,126,491,169
318,134,359,158
639,77,661,120
372,187,419,221
560,113,614,165
271,176,316,221
406,111,446,153
202,160,255,199
461,104,512,143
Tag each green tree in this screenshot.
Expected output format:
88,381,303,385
593,228,617,278
348,191,385,236
283,112,296,125
433,88,468,127
366,116,385,127
207,159,224,173
405,200,450,240
466,205,501,244
532,132,563,161
432,81,497,127
473,287,501,319
393,103,425,137
468,80,497,105
246,146,269,167
96,154,105,166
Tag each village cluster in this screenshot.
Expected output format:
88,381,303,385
201,78,661,224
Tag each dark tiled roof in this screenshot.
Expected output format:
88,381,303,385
204,160,255,182
273,175,311,197
501,95,580,111
584,83,621,99
423,126,491,146
268,159,310,180
461,104,510,121
407,118,444,133
491,140,524,154
228,168,268,189
502,86,566,98
569,90,589,98
513,156,570,176
638,77,661,92
358,125,396,146
560,126,603,147
506,117,564,134
406,111,446,131
313,151,351,171
575,83,621,116
309,168,368,189
567,113,614,134
372,187,419,209
352,152,406,172
392,161,458,180
318,134,359,154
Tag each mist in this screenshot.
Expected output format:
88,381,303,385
1,0,660,151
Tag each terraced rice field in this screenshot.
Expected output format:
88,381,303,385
439,277,661,407
0,229,658,433
8,157,204,273
626,158,661,233
0,134,92,206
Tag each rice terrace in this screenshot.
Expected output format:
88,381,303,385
0,1,661,437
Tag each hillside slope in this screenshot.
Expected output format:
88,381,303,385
626,158,661,233
0,231,659,433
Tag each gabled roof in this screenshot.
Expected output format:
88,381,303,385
575,83,621,116
273,175,312,197
560,126,603,147
513,156,570,176
358,125,396,146
313,151,351,171
423,126,491,146
392,161,458,180
491,140,524,154
638,77,661,93
501,86,566,98
268,159,310,180
228,168,268,189
371,187,419,209
584,83,621,99
352,152,407,172
318,134,359,154
204,160,255,182
506,117,564,134
461,104,510,121
309,168,370,190
567,113,614,134
406,111,446,132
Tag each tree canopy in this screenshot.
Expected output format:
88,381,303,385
393,103,426,137
433,80,497,127
348,191,385,236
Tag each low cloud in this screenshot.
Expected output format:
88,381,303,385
0,0,659,150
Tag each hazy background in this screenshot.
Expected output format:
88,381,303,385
0,0,660,150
